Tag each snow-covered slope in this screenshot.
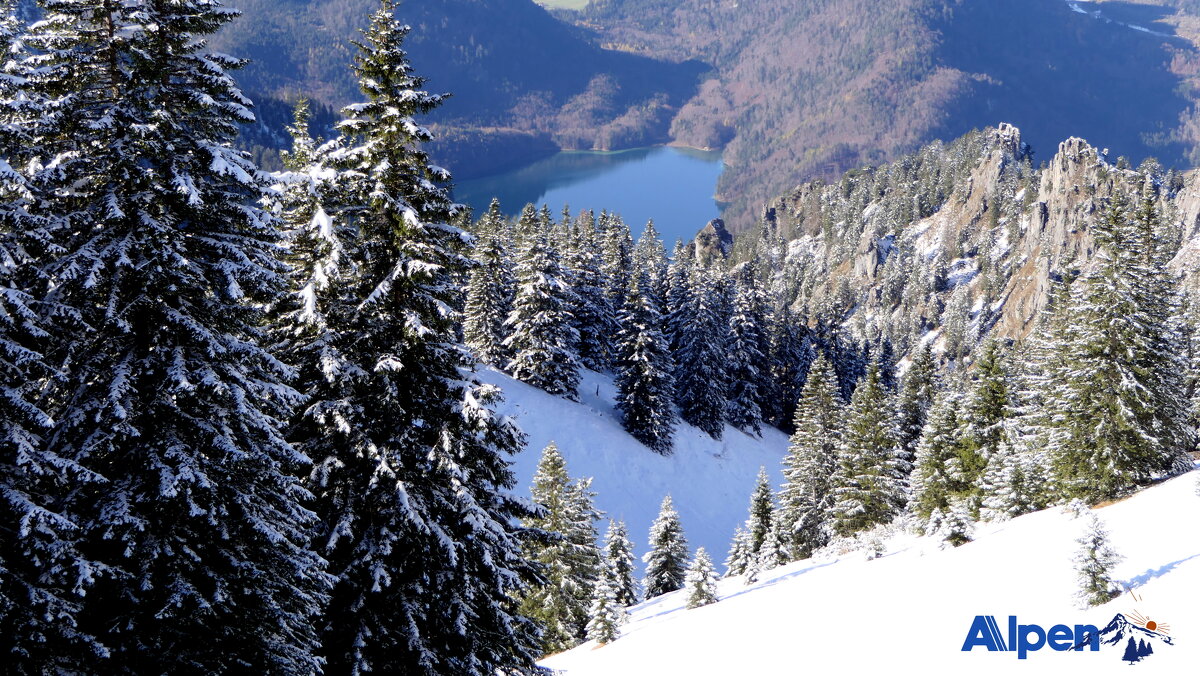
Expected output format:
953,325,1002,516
542,470,1200,675
478,367,789,569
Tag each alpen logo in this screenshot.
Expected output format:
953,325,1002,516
962,591,1174,663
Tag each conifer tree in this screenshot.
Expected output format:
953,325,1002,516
764,306,815,430
643,495,689,598
286,4,542,672
745,467,775,556
634,219,669,310
1073,511,1122,607
601,213,634,317
614,274,677,453
936,496,974,548
521,443,602,654
684,548,720,609
831,364,907,536
778,354,843,559
463,198,515,366
0,6,102,667
566,210,616,371
1044,194,1194,501
910,392,967,525
505,227,582,399
725,266,769,434
675,268,727,439
602,520,639,606
586,566,626,645
958,340,1013,495
896,343,938,467
22,2,329,670
664,242,695,358
723,525,753,578
757,522,789,570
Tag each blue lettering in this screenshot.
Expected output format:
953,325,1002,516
1017,624,1046,659
1047,625,1073,651
962,616,1001,652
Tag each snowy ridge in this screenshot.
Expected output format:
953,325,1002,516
542,471,1200,675
478,367,789,570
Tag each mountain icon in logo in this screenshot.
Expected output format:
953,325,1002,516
1071,613,1173,663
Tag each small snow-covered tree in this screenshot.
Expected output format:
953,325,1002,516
521,443,603,653
936,496,974,548
643,495,689,598
586,565,626,645
745,466,775,555
757,522,789,571
723,525,753,578
1073,511,1123,608
602,520,639,607
684,548,720,609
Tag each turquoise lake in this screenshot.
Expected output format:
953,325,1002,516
453,146,724,245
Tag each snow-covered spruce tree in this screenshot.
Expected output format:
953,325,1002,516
0,5,103,667
957,339,1013,499
505,225,582,399
286,4,541,672
463,198,515,366
723,525,752,578
978,420,1045,522
634,219,669,311
895,342,938,468
643,495,689,598
601,212,634,318
566,210,616,371
684,548,720,609
757,522,789,571
724,264,769,434
664,241,695,358
1045,193,1194,501
744,466,775,556
831,363,907,536
936,496,974,548
22,2,329,671
586,565,626,645
1073,511,1123,607
614,273,677,453
909,391,969,526
675,267,727,439
764,306,815,431
520,443,602,654
603,519,639,606
778,353,843,559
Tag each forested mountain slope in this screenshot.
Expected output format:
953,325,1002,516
728,123,1200,368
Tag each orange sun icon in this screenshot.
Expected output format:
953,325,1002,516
1128,610,1170,636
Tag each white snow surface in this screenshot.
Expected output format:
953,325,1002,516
478,367,789,571
542,469,1200,675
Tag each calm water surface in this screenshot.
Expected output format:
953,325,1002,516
454,146,723,245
